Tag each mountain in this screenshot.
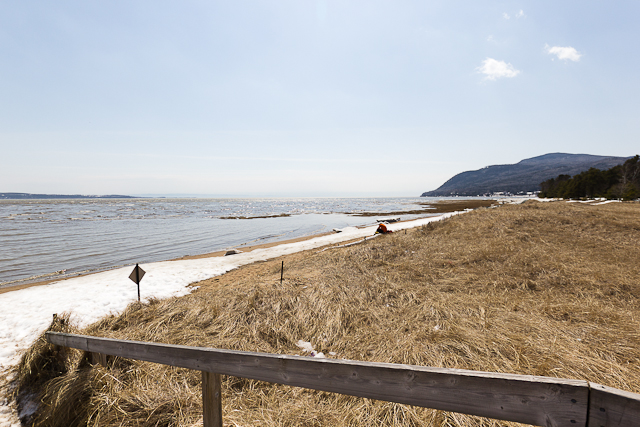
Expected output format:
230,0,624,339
421,153,632,197
0,193,138,199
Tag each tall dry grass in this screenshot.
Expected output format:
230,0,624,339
13,201,640,426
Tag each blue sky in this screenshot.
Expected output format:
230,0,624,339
1,1,638,197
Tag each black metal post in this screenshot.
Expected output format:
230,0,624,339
136,263,140,302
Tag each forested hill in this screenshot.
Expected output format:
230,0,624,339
421,153,632,197
540,155,639,200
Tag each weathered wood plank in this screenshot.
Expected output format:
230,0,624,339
46,332,588,427
202,371,223,427
588,383,640,427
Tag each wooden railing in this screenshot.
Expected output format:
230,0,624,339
45,332,640,427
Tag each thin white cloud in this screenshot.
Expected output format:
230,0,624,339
516,10,525,18
502,12,510,19
477,58,520,80
545,44,582,61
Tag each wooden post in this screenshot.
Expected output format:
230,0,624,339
51,313,63,360
202,371,222,427
91,352,107,366
280,261,284,284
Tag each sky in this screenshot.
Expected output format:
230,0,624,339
1,1,639,197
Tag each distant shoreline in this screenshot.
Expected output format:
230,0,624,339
0,192,140,200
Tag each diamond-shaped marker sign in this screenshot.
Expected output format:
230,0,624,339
129,264,146,301
129,264,145,284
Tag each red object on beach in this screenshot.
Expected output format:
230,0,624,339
376,223,392,234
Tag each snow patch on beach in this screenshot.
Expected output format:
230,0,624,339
498,197,554,204
0,370,20,427
592,200,621,205
296,340,325,358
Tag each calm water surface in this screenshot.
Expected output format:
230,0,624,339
0,197,443,287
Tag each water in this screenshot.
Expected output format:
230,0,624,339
0,197,442,287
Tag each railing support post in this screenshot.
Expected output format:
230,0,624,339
202,371,222,427
91,352,107,366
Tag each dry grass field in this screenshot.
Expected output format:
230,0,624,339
14,200,640,427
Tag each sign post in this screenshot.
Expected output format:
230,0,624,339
129,264,146,302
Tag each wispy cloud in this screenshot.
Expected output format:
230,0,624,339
545,44,582,61
503,10,525,20
477,58,520,80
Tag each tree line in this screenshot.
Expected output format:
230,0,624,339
539,155,640,200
